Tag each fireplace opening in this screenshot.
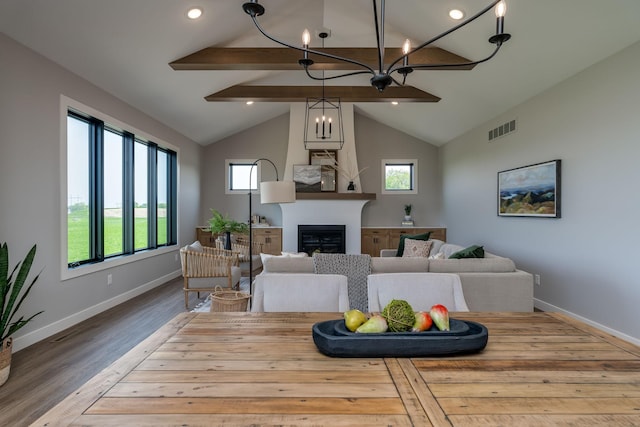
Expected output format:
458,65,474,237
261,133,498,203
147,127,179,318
298,225,346,256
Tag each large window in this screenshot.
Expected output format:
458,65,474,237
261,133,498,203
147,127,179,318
382,159,418,194
66,109,177,268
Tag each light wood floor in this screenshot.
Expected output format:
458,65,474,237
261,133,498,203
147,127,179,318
0,276,203,427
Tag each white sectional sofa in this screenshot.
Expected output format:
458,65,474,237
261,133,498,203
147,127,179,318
257,240,534,312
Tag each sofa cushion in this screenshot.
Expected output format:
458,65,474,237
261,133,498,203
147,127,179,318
429,257,516,273
371,257,429,273
402,239,433,258
261,256,315,273
396,232,431,256
449,245,485,259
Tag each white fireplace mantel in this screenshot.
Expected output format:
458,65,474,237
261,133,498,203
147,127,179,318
280,198,372,254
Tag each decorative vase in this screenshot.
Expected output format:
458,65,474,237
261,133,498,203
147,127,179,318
0,338,12,387
404,215,412,221
224,231,232,250
347,181,355,192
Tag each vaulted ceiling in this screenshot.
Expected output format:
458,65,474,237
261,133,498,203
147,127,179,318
2,1,640,146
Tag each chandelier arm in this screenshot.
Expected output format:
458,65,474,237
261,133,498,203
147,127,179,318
390,44,502,76
249,15,376,75
386,0,502,72
304,68,374,81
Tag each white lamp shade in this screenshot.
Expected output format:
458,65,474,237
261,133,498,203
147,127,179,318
260,180,296,204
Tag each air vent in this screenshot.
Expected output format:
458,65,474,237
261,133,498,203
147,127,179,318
488,119,516,141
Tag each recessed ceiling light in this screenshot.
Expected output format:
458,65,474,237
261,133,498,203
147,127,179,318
391,101,399,105
449,9,465,20
187,7,203,20
246,101,254,105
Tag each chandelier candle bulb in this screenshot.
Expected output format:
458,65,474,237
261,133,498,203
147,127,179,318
402,39,410,66
302,29,310,60
495,1,506,35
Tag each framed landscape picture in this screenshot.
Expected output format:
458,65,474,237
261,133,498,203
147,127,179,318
498,159,561,218
293,164,322,192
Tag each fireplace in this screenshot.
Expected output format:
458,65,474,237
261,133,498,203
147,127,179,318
298,225,346,256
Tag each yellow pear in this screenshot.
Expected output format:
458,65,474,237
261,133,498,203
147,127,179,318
344,309,368,332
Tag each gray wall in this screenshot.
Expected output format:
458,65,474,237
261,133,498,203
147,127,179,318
200,113,291,227
200,111,443,229
442,41,640,343
0,33,202,350
355,113,442,227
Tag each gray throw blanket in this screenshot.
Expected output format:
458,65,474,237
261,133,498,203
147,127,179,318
312,253,372,312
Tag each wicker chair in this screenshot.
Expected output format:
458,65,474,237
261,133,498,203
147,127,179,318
216,236,263,276
180,245,241,309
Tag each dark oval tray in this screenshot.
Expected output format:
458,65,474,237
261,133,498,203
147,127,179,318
312,318,488,358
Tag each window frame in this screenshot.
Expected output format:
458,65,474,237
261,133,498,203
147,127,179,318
61,96,178,280
225,159,261,195
381,159,418,195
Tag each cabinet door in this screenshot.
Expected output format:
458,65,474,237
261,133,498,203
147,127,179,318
361,229,390,257
388,228,432,250
253,229,282,255
196,227,216,247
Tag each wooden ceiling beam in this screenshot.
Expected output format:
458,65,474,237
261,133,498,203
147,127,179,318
205,85,440,103
171,47,474,71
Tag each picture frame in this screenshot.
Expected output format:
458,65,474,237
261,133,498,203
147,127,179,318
498,159,561,218
309,150,337,192
293,164,322,193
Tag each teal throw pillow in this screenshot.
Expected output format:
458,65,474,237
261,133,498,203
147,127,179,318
449,245,485,259
396,232,431,257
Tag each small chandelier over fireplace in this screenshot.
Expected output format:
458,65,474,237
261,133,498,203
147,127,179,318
304,31,344,150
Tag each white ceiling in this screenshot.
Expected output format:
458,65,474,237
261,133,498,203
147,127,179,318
2,0,640,146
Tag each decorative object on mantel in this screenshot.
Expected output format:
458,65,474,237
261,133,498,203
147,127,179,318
293,165,321,193
208,209,249,250
309,150,337,192
1,243,43,387
323,150,368,193
242,0,511,92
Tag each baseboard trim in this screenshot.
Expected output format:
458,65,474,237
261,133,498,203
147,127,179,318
13,270,182,352
535,298,640,347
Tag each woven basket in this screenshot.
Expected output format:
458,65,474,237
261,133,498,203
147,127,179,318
0,338,12,387
210,286,250,312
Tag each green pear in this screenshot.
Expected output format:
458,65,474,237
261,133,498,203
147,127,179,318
355,315,388,333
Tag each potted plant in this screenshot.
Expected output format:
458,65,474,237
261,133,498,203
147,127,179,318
207,209,249,250
404,204,412,220
1,243,43,386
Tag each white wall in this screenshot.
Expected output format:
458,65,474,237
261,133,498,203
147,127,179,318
442,41,640,343
0,33,202,351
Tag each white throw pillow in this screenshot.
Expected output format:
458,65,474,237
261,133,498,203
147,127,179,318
402,239,433,258
188,240,204,252
428,252,445,260
281,251,308,257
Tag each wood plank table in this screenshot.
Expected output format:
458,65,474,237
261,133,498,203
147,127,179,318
32,312,640,426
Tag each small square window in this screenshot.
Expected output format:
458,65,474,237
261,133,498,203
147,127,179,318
226,160,259,194
382,159,417,194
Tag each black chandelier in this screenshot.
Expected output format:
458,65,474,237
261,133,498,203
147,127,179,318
242,0,511,92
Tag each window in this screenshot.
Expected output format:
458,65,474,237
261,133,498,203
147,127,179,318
66,109,177,268
225,159,259,194
382,159,418,194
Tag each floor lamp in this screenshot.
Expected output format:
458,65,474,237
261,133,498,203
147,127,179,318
248,159,296,303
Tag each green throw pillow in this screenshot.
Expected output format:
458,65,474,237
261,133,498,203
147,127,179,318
449,245,485,259
396,232,431,257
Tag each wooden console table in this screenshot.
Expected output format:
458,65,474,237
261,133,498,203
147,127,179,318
32,312,640,426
